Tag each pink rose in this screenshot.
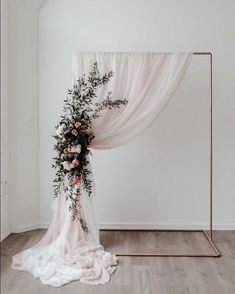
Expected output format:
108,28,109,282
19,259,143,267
72,159,80,168
74,176,81,185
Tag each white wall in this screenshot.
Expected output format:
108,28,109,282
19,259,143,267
1,0,11,241
38,0,235,229
8,0,45,233
3,0,234,237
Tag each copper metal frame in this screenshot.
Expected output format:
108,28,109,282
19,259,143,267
101,52,221,257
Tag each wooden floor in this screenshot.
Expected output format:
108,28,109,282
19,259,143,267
1,230,235,294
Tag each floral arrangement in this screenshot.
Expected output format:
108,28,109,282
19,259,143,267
52,62,127,231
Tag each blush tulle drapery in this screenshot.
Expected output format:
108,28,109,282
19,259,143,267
12,52,192,287
73,52,192,149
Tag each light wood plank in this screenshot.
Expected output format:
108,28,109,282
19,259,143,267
1,230,235,294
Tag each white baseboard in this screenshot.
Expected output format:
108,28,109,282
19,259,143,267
1,229,11,242
39,222,51,229
11,223,42,233
211,223,235,230
10,222,235,234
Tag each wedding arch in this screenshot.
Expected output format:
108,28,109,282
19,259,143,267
12,52,220,287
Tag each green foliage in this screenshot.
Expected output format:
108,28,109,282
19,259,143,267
52,62,127,231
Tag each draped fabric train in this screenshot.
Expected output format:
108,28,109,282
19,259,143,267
12,52,192,287
12,173,117,287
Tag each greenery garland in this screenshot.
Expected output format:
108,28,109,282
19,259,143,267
52,62,127,231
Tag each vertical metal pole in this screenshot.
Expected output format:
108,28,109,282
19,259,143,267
209,53,213,240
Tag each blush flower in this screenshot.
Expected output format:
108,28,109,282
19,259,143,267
72,159,80,168
63,148,69,154
74,176,81,185
75,122,81,129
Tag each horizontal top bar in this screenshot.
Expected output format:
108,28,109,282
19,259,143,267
76,52,212,55
193,52,212,55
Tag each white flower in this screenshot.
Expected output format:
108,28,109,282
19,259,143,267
56,123,66,136
62,161,73,171
60,154,66,160
70,145,81,154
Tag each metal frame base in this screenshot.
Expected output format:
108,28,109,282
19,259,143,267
101,229,221,257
